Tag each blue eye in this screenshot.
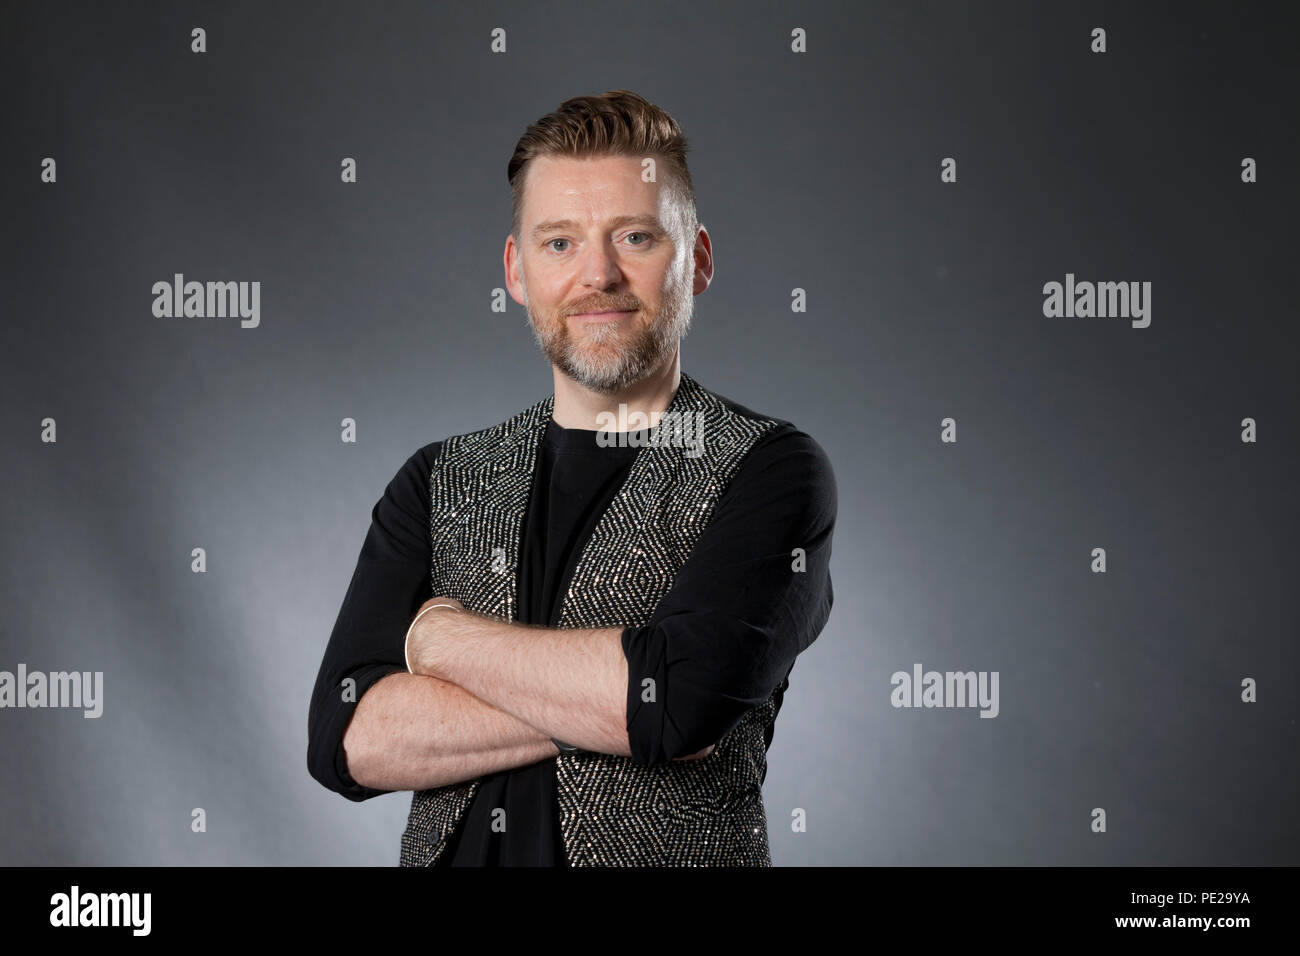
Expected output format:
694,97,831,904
545,232,653,253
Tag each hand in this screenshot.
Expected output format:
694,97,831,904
672,743,716,762
418,596,465,616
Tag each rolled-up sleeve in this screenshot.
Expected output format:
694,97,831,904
621,426,837,765
306,445,438,801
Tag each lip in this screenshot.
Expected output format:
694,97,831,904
571,309,636,321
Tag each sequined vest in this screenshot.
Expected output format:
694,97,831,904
398,372,785,866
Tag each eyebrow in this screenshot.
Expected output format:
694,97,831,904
531,214,667,240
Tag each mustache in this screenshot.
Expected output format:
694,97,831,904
564,301,640,315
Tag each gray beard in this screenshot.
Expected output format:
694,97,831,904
522,267,693,394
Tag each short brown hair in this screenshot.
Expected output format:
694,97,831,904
507,90,698,246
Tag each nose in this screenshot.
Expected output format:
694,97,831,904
578,238,623,289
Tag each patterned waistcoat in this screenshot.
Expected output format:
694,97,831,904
399,371,784,866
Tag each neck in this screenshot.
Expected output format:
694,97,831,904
550,349,682,430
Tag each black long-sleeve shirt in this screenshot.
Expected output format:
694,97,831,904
307,393,837,865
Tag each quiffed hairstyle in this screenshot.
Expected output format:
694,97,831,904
507,90,699,246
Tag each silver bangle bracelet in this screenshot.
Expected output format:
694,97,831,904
403,603,460,674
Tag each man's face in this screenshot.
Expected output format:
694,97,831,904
507,154,701,394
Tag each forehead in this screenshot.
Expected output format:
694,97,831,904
522,153,672,218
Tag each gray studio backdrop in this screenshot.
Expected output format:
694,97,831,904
2,0,1296,866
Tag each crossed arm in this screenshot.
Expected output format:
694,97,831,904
323,426,836,797
341,601,710,792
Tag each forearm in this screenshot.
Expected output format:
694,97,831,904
342,671,558,790
409,608,632,757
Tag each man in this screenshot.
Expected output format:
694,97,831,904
307,90,837,866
